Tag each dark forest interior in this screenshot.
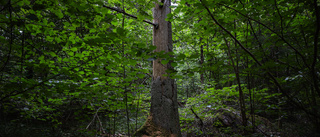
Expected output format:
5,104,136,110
0,0,319,136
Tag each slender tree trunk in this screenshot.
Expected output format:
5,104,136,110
134,0,181,136
200,37,204,84
225,38,247,133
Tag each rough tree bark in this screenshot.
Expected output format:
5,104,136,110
134,0,182,136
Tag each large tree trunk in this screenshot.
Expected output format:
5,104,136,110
134,0,181,136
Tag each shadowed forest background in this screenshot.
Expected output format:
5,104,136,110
0,0,319,136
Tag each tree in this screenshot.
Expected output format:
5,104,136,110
134,0,182,136
104,0,182,136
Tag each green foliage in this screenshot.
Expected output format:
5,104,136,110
0,0,155,135
1,0,319,136
173,0,319,135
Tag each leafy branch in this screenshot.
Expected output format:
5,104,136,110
0,53,105,103
218,3,310,70
199,0,319,118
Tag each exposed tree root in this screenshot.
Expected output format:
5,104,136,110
134,115,178,137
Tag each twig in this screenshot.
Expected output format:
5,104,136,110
86,107,101,129
102,5,158,29
190,107,204,129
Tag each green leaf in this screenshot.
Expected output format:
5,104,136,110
67,51,74,56
161,59,169,65
79,71,84,75
75,53,83,58
137,74,145,78
111,20,118,26
54,9,64,19
188,73,194,77
49,52,56,57
71,47,77,52
62,58,69,62
39,55,45,64
116,27,126,36
171,62,177,67
129,60,137,66
177,54,186,60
